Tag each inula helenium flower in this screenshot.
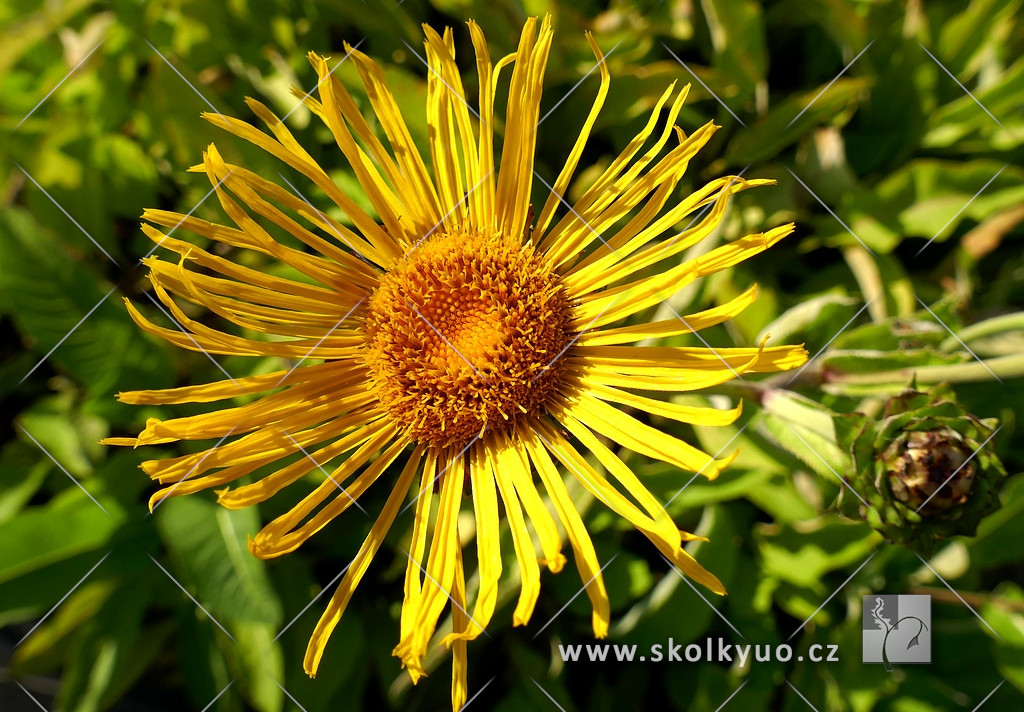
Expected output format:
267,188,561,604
106,17,807,708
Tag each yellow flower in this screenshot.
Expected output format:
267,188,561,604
106,16,806,709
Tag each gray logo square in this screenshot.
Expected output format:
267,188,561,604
862,594,931,666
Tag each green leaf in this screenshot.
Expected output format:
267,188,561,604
230,621,285,712
156,496,283,626
0,496,116,585
724,77,870,164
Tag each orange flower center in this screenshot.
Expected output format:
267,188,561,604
363,231,573,448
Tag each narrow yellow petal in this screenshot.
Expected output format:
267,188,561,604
578,284,759,346
564,393,731,479
449,543,469,711
579,379,743,427
248,428,405,558
444,442,500,642
401,448,437,647
517,424,610,638
304,444,423,676
495,429,565,573
393,449,465,678
533,32,611,238
488,437,542,626
574,224,795,329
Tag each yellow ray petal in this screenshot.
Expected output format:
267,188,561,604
450,542,469,712
443,442,500,643
212,415,390,509
544,122,718,271
564,393,732,479
577,379,743,427
344,43,444,232
401,449,437,646
533,32,611,239
495,429,566,574
143,403,383,486
574,223,795,329
537,82,682,259
488,436,541,626
116,360,358,405
566,177,773,296
467,21,497,225
516,424,610,638
578,284,759,347
494,16,554,241
305,444,424,676
531,417,682,551
393,448,465,678
248,428,406,558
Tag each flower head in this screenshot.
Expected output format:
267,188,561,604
836,382,1006,554
105,16,807,709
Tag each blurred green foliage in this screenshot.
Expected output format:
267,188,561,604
2,0,1023,710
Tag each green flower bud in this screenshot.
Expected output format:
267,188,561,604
834,382,1006,555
